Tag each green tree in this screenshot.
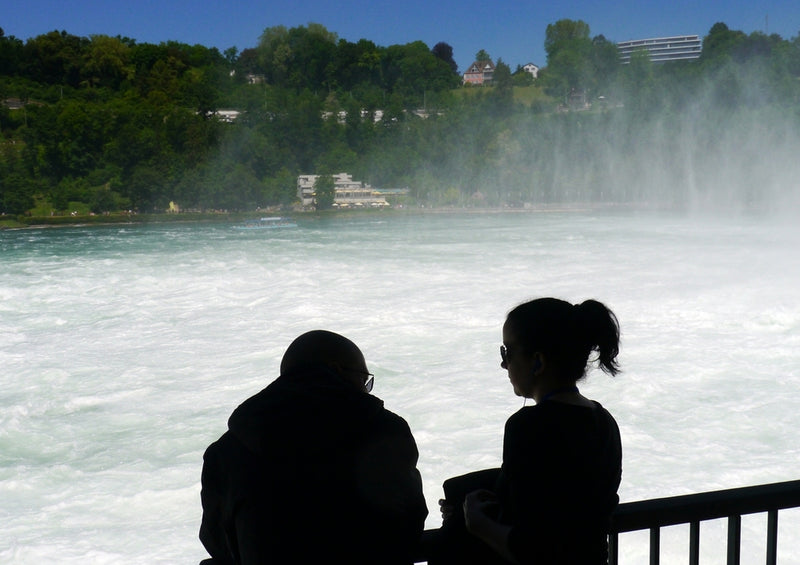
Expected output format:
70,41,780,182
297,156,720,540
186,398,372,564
125,163,168,211
53,99,113,176
542,19,593,97
0,172,35,214
490,59,513,114
620,49,655,116
180,65,221,117
263,167,298,206
700,23,749,107
314,174,335,209
589,34,619,96
286,23,339,90
233,47,261,76
432,42,458,73
256,23,338,90
223,46,238,67
82,35,134,89
0,28,24,75
257,25,291,84
701,22,747,66
90,185,129,214
22,30,88,87
545,20,591,59
329,38,382,94
215,163,263,210
475,49,491,62
512,65,535,86
381,41,458,106
145,55,185,101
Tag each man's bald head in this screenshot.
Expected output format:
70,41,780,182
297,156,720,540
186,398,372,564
280,330,367,377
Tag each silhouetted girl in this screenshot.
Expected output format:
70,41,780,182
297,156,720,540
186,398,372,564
437,298,622,565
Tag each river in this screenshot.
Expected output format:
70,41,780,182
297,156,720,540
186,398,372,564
2,210,799,563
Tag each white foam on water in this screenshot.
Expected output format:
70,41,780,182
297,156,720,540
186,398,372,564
1,213,799,563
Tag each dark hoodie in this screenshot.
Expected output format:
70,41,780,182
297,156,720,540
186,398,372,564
200,368,428,564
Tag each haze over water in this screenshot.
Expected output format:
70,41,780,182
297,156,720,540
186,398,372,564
2,211,799,563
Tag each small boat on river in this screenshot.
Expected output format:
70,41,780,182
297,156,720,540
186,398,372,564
233,217,298,230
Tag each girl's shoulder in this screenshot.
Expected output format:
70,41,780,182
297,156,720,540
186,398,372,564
507,401,615,433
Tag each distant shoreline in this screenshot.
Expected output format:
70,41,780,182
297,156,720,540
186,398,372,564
1,202,670,230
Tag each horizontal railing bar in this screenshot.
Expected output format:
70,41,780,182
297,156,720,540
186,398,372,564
417,479,800,563
611,479,800,533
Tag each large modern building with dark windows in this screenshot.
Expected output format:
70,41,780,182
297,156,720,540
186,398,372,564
617,35,702,63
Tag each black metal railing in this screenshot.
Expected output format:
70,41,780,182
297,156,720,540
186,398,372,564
415,479,800,564
609,479,800,565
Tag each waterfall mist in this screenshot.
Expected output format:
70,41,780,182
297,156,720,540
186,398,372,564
391,47,800,215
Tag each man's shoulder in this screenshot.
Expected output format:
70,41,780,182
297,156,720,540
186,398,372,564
203,430,233,462
373,404,413,431
203,430,232,454
361,405,419,455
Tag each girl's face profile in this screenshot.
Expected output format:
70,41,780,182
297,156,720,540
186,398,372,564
502,322,536,398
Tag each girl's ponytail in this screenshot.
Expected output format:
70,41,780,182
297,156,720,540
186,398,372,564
576,299,621,376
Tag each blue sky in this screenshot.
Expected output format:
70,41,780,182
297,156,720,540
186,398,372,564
4,0,799,71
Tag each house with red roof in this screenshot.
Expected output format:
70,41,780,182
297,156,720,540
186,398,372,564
462,60,495,85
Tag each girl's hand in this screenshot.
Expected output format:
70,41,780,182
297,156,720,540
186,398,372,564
438,498,456,524
462,490,517,564
463,489,500,535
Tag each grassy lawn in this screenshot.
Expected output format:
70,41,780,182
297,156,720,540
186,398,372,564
453,84,555,108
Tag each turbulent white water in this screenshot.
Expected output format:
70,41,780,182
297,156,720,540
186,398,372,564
2,211,799,564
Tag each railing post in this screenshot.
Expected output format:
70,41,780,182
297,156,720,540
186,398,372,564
726,514,741,565
608,532,618,565
766,509,778,565
649,527,660,565
411,480,800,564
689,520,700,565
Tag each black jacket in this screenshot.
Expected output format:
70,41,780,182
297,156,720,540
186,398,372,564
431,402,621,565
200,368,428,564
500,401,622,564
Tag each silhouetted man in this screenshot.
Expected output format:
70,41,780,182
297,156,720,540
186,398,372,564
200,330,428,564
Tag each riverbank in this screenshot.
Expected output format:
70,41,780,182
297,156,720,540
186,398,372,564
1,202,661,230
1,211,263,229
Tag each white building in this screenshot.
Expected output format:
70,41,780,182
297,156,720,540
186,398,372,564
522,63,540,78
617,35,702,64
214,109,241,123
297,173,389,208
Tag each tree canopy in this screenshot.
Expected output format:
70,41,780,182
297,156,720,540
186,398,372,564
1,20,799,217
474,49,491,62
